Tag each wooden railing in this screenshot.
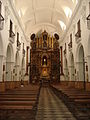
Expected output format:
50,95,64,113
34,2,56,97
17,40,21,47
9,30,15,38
17,40,21,51
75,30,81,38
68,42,72,50
9,30,15,44
0,13,4,30
0,13,4,21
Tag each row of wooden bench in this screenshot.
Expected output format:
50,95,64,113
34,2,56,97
0,84,40,120
51,83,90,120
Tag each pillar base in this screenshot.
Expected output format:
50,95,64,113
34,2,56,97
0,82,5,92
60,74,65,81
86,82,90,91
5,81,21,90
75,81,84,89
68,81,75,88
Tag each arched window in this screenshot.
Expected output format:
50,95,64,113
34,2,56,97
42,56,47,66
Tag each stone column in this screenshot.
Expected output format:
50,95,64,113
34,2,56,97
60,46,63,74
6,62,14,81
11,62,14,81
15,65,20,81
64,68,69,80
26,46,29,75
69,66,75,81
76,61,84,81
6,62,11,81
88,55,90,81
21,67,25,80
0,55,3,82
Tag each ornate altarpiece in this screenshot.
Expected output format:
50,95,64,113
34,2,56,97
29,30,60,83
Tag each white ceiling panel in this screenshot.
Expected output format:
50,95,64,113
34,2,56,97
14,0,79,39
36,9,52,23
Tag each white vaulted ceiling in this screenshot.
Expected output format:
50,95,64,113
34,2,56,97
13,0,78,39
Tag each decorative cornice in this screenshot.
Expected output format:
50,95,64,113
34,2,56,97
8,0,29,42
61,0,83,42
5,5,10,22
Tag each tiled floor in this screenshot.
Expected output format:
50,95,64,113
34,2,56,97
36,87,76,120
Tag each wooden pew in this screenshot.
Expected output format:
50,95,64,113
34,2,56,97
51,83,90,119
0,84,40,120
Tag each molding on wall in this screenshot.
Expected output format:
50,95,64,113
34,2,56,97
8,0,29,42
61,0,83,42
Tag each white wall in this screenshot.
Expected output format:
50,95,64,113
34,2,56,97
60,0,90,82
0,0,29,82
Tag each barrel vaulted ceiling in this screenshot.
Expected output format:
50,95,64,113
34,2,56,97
13,0,78,39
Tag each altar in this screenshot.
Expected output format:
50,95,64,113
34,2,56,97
30,30,60,83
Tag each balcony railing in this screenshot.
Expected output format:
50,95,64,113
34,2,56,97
9,30,15,37
68,42,72,51
86,14,90,30
75,30,81,38
17,41,21,51
75,30,81,43
9,30,15,44
17,40,21,46
0,13,4,30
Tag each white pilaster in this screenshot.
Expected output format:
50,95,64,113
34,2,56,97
0,55,3,82
69,66,75,81
88,55,90,81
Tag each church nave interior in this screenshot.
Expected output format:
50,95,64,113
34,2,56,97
0,0,90,120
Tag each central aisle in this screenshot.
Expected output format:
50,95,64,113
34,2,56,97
36,87,76,120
